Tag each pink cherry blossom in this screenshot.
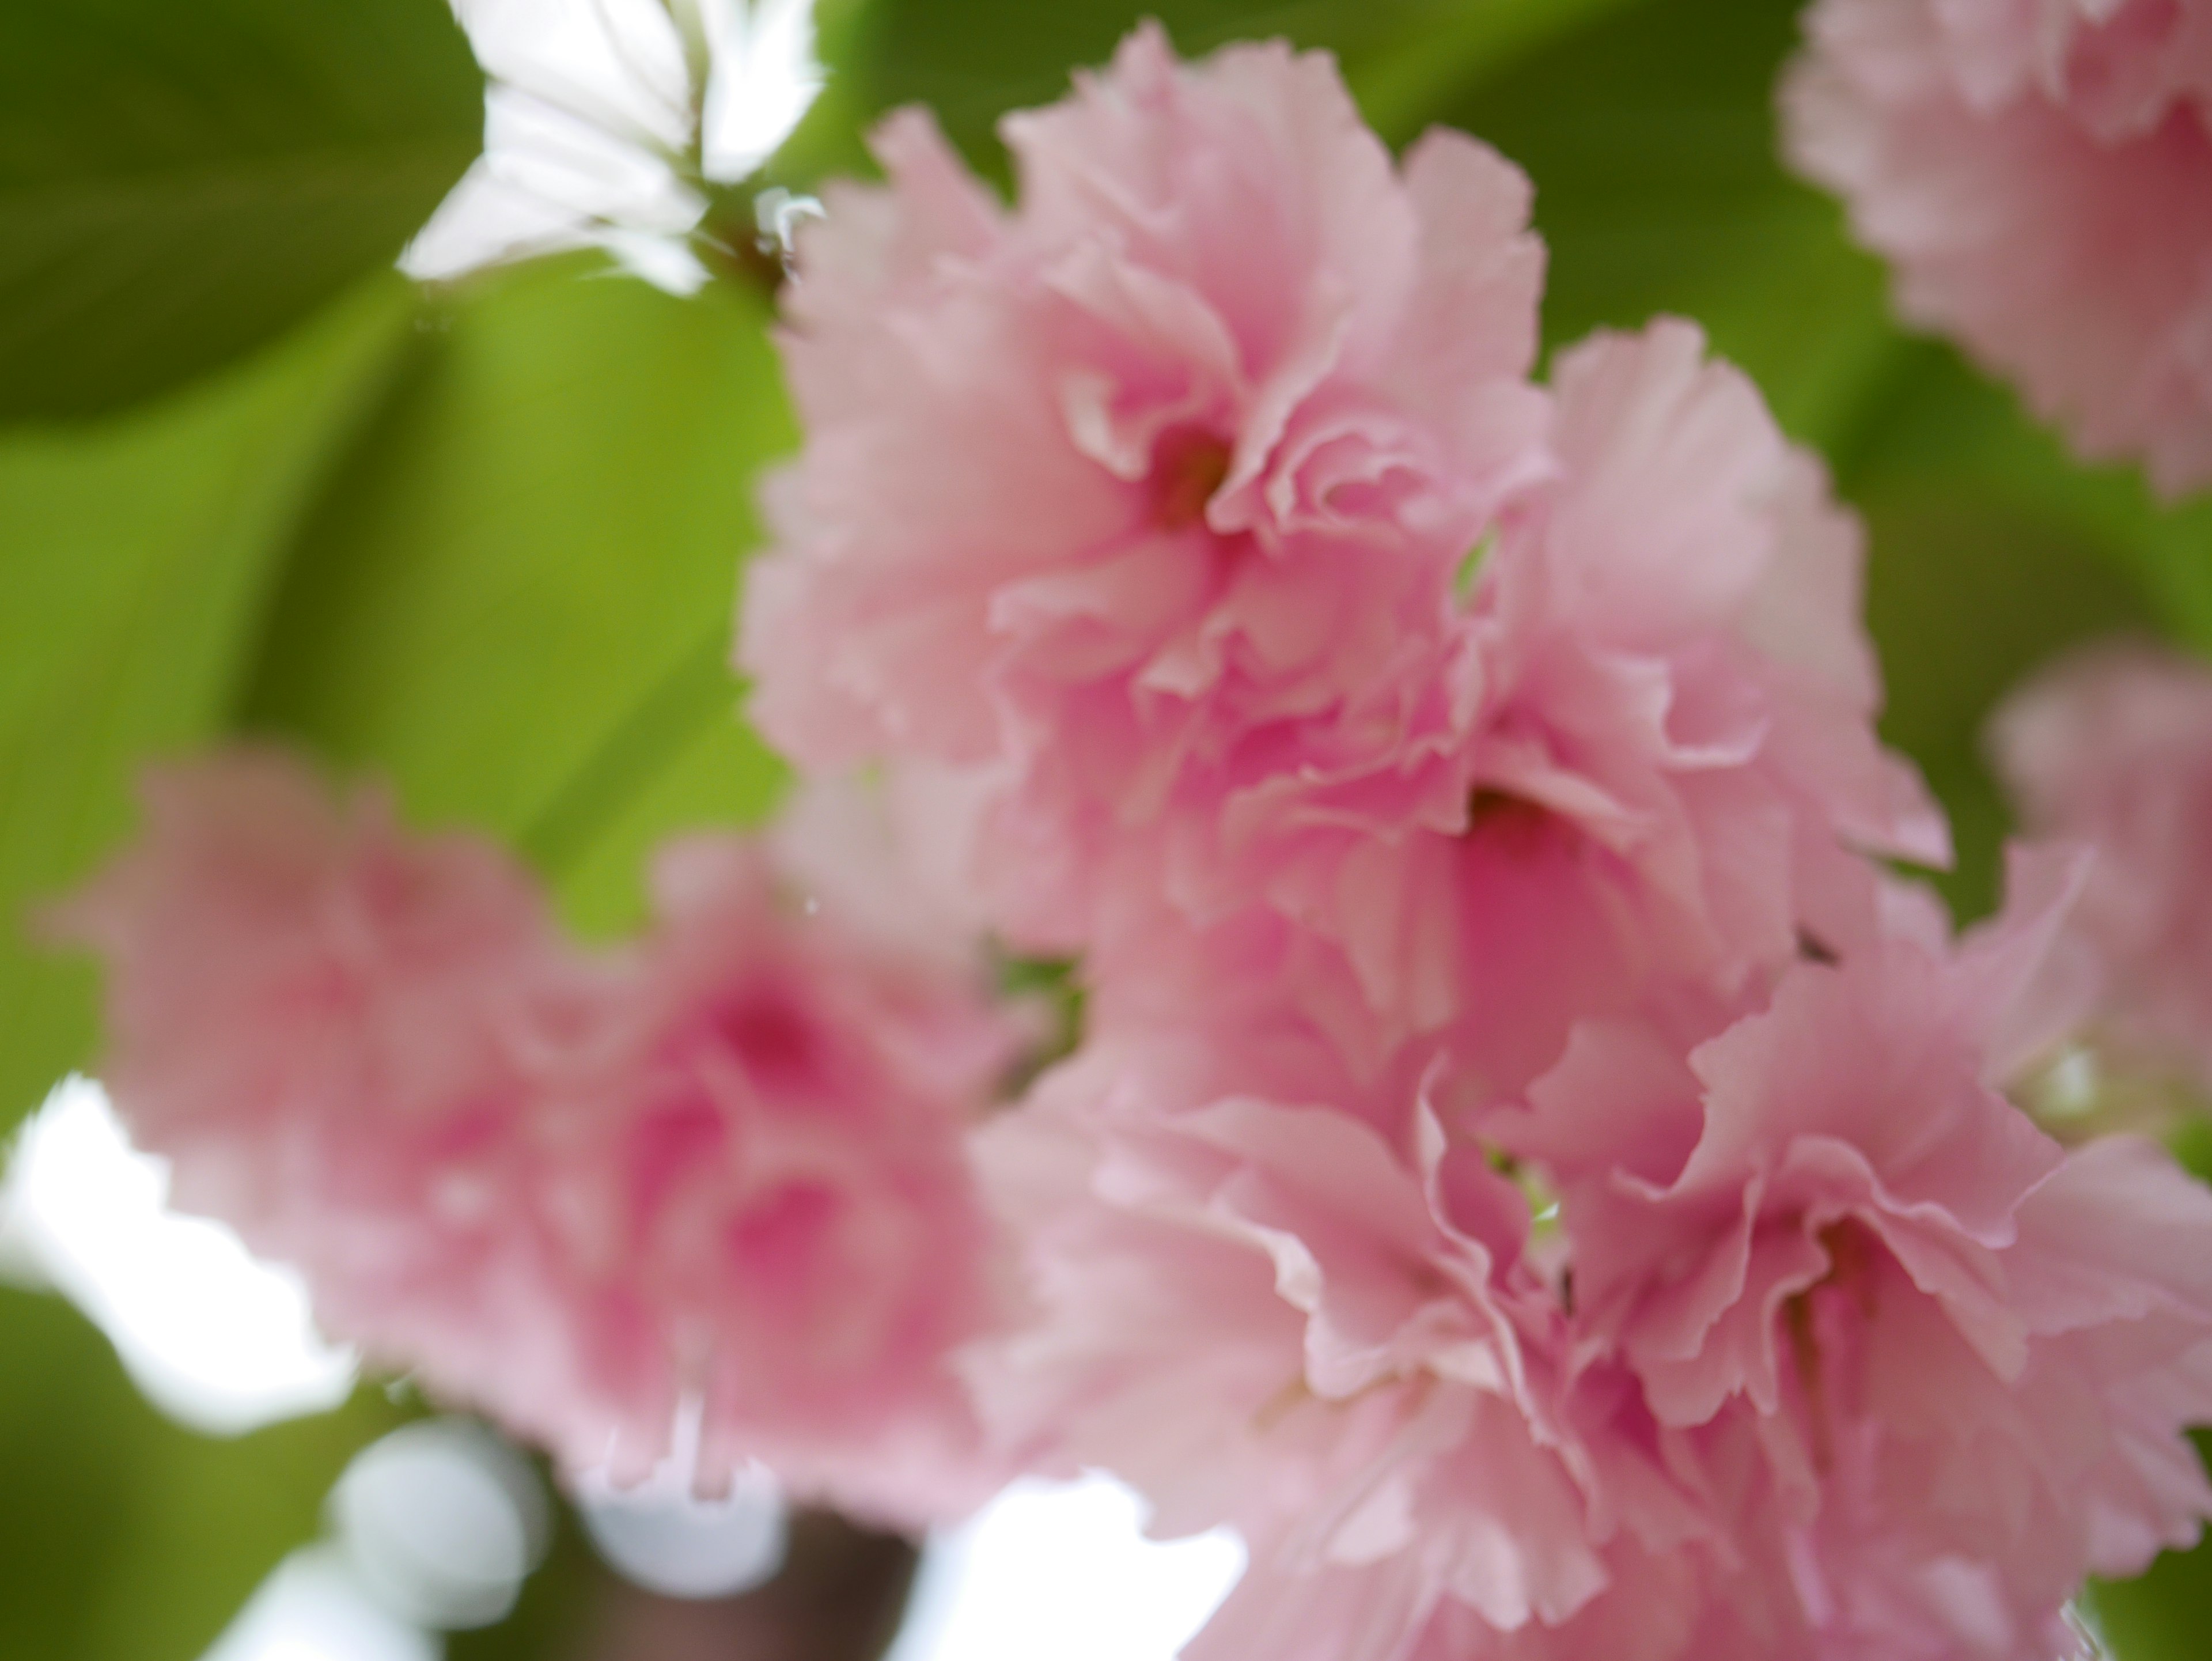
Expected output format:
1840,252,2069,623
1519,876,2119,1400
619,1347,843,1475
54,750,1026,1524
744,21,1936,1110
767,766,1005,978
740,21,1550,954
1784,0,2212,495
1141,320,1944,1100
47,749,575,1159
1486,847,2212,1656
1991,638,2212,1092
969,1038,1728,1661
44,747,603,1427
536,833,1022,1516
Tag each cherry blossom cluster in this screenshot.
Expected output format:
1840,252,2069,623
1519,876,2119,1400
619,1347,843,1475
51,751,1027,1525
740,25,2212,1656
52,20,2212,1661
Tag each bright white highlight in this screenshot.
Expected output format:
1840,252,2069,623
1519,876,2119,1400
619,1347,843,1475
331,1421,551,1631
203,1422,551,1661
405,0,823,292
575,1398,790,1599
579,1462,788,1600
884,1474,1246,1661
0,1077,357,1435
199,1546,437,1661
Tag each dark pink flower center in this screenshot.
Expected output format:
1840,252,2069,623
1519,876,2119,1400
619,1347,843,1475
714,992,824,1091
1150,427,1233,531
1467,787,1551,850
1785,1220,1880,1471
728,1179,842,1316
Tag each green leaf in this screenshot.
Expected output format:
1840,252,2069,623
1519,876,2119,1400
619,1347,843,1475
238,255,798,933
1431,0,1897,450
1342,0,1649,147
1836,340,2212,654
760,0,884,190
856,1,1438,168
0,273,423,1128
0,0,482,422
1837,345,2212,920
545,652,791,939
1855,478,2161,921
0,1281,408,1661
2089,1433,2212,1661
831,0,1643,181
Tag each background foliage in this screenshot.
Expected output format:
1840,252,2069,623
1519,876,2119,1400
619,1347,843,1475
1,0,2206,1654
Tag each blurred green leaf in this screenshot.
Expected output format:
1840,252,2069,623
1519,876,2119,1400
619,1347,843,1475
1345,0,1647,145
1839,346,2211,920
238,255,797,934
1836,339,2212,656
547,650,791,939
1438,0,1899,449
1856,480,2159,920
0,0,482,422
855,0,1451,169
762,0,884,189
0,274,422,1128
2090,1434,2212,1661
830,0,1645,179
0,1282,408,1661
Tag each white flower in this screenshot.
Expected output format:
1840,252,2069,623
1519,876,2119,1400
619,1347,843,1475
404,0,822,293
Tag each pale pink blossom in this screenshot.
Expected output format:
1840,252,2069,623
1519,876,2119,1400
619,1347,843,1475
47,750,577,1160
45,747,596,1386
1992,638,2212,1090
1141,321,1944,1099
55,751,1025,1524
969,1042,1726,1661
538,834,1022,1516
1785,0,2212,495
745,24,1934,1108
767,767,1005,978
1485,847,2212,1656
740,21,1550,953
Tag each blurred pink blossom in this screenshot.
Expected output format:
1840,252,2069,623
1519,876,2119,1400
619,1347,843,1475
539,834,1021,1518
740,21,1550,954
1785,0,2212,495
46,747,600,1423
1991,638,2212,1090
54,750,1025,1526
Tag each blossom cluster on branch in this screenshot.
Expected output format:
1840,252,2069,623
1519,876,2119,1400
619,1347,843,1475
51,753,1027,1524
51,19,2212,1661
